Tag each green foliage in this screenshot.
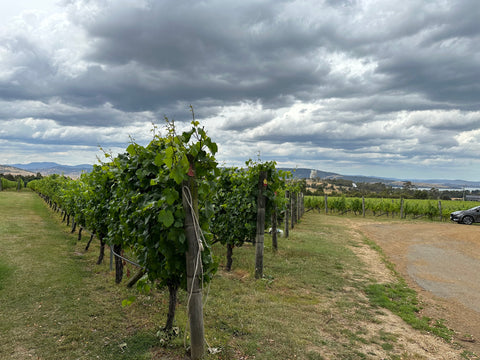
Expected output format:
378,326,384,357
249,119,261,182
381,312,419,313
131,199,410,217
1,177,18,190
365,282,454,341
305,195,477,220
210,160,289,248
28,117,220,294
104,120,219,291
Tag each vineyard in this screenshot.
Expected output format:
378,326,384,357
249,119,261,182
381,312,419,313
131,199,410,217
5,115,474,358
305,195,479,221
25,116,305,359
0,177,23,191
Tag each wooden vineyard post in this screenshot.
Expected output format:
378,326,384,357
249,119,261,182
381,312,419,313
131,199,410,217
400,198,404,219
284,190,289,238
324,194,328,214
255,171,267,279
291,192,296,229
114,244,123,284
301,192,305,218
109,245,113,270
362,196,366,217
271,205,278,252
182,171,205,360
297,193,300,219
438,200,442,221
296,192,300,223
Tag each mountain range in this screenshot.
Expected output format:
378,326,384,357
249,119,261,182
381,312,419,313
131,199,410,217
2,162,93,178
280,168,480,189
2,163,479,189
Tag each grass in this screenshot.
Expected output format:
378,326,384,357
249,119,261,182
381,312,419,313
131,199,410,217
0,190,465,359
365,282,454,341
0,190,165,359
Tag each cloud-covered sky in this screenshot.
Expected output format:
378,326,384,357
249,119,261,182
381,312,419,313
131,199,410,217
1,0,479,180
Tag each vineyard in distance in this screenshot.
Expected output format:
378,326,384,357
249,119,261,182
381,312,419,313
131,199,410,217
1,117,479,359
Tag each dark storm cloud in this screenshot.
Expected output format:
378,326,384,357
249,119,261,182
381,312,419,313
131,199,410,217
63,0,336,112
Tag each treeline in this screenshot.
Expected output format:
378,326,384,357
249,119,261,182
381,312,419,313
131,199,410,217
307,179,476,200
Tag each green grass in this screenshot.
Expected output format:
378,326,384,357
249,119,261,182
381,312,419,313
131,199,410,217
0,190,166,359
365,282,454,341
0,260,12,290
0,190,466,359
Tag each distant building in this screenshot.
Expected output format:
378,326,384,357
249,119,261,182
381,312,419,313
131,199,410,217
310,170,318,179
466,195,480,201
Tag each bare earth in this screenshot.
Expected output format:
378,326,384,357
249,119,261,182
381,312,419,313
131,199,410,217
351,218,480,357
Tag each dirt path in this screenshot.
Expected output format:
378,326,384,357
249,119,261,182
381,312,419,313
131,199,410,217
355,219,480,354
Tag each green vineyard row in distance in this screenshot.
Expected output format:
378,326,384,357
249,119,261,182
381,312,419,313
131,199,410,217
305,195,479,219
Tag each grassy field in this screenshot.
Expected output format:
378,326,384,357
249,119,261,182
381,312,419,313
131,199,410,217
0,190,466,359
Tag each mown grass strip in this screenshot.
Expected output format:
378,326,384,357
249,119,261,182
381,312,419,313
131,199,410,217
0,191,164,360
0,261,12,290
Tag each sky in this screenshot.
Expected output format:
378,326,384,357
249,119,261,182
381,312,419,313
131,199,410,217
0,0,479,181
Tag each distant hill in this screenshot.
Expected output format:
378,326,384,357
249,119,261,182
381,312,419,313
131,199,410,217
279,168,338,179
9,162,60,171
0,165,35,176
280,168,394,184
6,162,93,178
280,168,480,189
4,163,479,189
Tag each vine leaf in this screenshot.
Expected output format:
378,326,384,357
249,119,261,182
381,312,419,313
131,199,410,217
158,209,174,228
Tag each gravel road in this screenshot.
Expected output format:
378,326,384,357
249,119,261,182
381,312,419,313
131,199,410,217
357,221,480,353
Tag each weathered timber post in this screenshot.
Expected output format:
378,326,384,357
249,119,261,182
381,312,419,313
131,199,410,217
298,192,303,220
295,193,300,224
290,191,294,229
291,192,296,229
255,171,267,279
324,194,328,214
109,245,113,269
284,190,289,238
271,205,278,252
114,244,123,284
127,269,146,288
0,179,3,191
183,170,205,360
400,198,404,219
438,200,442,221
302,192,305,217
226,244,234,271
362,196,366,217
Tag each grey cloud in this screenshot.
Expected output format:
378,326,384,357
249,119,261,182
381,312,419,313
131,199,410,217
1,0,480,179
66,1,336,109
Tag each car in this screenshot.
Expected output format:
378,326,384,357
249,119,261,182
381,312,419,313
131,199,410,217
450,205,480,225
